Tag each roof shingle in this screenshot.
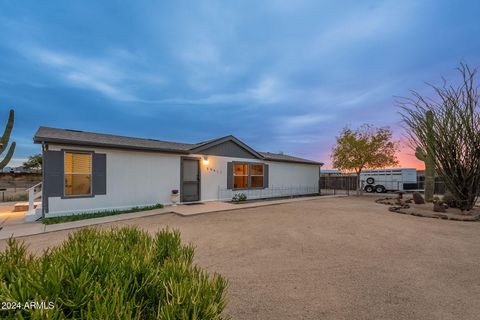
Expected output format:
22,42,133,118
34,126,323,165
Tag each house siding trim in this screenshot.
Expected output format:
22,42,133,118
35,138,191,155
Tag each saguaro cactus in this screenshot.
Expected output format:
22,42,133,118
0,109,16,170
415,110,434,202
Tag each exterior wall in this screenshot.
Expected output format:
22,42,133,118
44,146,320,216
46,144,181,217
194,154,264,202
268,161,320,189
194,154,320,201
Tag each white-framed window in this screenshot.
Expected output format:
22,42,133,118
232,162,265,189
64,152,92,196
250,163,264,188
233,163,248,189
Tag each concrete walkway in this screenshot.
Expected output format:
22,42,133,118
0,201,27,228
0,195,342,240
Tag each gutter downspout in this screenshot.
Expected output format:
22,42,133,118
41,142,46,218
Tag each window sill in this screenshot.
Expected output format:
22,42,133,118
61,194,95,199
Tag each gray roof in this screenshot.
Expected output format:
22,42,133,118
34,126,323,165
259,152,322,165
34,127,197,153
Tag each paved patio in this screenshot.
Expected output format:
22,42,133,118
1,196,479,319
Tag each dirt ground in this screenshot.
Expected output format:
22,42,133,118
1,196,479,320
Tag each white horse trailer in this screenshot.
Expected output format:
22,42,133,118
360,168,418,193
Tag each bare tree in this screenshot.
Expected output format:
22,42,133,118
398,63,480,211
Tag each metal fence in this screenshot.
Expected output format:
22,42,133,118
319,175,448,195
218,186,319,201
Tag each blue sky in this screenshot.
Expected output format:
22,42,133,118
0,0,479,168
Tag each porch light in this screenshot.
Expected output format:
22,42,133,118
202,156,209,165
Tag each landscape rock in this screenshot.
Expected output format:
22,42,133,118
388,203,480,221
432,213,448,219
412,192,425,204
433,202,447,213
375,198,397,206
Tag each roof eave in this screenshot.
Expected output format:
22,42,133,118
264,158,323,165
189,135,264,159
34,137,191,154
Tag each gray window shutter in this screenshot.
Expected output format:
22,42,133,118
93,153,107,195
247,163,252,188
44,150,64,197
264,164,269,188
227,162,233,189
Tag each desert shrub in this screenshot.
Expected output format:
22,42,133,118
232,193,247,203
442,191,456,208
0,227,228,319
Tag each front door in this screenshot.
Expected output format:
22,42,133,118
181,158,200,202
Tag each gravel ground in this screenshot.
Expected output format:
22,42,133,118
1,196,479,320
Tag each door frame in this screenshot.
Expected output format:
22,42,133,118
180,156,201,202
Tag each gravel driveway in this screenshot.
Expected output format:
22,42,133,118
1,196,479,320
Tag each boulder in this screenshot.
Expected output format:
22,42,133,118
412,192,425,204
433,202,447,213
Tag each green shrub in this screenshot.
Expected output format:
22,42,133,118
442,191,456,208
232,193,247,203
42,203,164,225
0,227,228,319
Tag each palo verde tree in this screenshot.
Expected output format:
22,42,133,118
0,109,15,170
331,124,399,194
399,63,480,211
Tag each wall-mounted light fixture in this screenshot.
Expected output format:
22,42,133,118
202,156,209,165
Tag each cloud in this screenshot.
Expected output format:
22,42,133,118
281,114,333,129
31,47,135,100
65,71,136,101
7,157,28,167
17,46,161,102
273,133,327,145
139,75,285,105
317,2,410,47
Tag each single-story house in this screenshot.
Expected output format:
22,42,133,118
28,126,323,219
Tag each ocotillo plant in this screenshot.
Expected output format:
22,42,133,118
400,64,480,211
0,109,16,170
414,110,434,202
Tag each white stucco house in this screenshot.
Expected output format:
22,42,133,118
27,127,323,219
